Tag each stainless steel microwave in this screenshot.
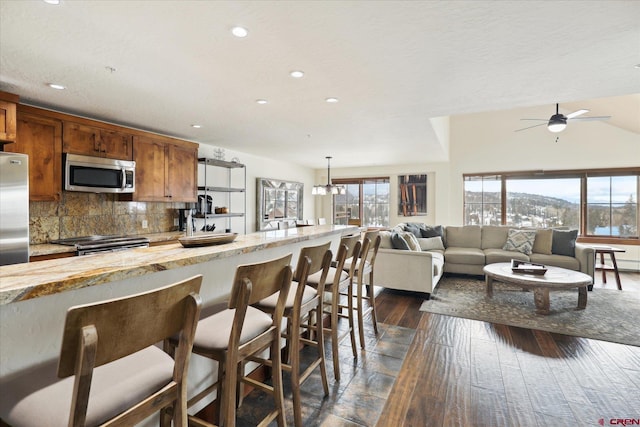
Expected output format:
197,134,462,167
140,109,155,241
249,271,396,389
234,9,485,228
64,153,135,193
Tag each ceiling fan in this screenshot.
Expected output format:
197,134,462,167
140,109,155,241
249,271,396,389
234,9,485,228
515,103,611,133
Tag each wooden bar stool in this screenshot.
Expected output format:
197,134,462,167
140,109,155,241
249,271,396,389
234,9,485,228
172,255,292,427
0,275,203,427
256,242,332,427
343,231,382,348
306,236,360,381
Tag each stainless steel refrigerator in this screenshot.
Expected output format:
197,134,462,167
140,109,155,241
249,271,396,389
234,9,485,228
0,152,29,265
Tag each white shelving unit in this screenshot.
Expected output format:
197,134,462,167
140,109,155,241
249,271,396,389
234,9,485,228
197,158,246,234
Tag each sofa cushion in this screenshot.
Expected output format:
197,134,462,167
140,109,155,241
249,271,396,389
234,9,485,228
552,229,578,257
403,223,423,238
503,229,536,255
484,248,530,264
431,251,445,276
444,247,485,265
401,232,421,251
379,231,394,249
530,253,580,271
391,231,410,250
532,228,553,255
420,225,444,238
445,225,481,248
481,226,509,249
417,236,444,251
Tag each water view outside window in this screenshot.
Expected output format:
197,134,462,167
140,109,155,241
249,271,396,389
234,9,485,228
334,178,389,227
587,175,638,237
506,178,580,228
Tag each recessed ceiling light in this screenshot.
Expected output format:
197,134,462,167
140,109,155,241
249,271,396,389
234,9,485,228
47,83,66,90
231,26,248,38
191,124,202,129
290,70,304,78
43,0,60,4
325,97,339,103
635,64,640,69
256,99,268,104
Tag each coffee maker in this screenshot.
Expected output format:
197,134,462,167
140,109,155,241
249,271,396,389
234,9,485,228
178,204,196,235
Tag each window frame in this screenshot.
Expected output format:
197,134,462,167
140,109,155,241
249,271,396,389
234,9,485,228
463,167,640,245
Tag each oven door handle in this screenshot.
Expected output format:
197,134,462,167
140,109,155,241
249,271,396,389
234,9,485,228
121,169,127,190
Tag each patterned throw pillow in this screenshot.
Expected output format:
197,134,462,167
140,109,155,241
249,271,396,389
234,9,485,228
502,229,537,255
401,231,422,251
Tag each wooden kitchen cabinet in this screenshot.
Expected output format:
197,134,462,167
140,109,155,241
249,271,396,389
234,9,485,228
9,108,62,201
127,135,197,202
63,121,133,160
0,91,19,143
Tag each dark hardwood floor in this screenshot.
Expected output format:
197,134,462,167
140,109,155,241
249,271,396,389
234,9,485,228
375,271,640,427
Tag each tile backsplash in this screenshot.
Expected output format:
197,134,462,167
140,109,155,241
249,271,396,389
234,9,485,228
29,192,187,244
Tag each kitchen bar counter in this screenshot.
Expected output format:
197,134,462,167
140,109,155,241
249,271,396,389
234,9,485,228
1,225,357,305
1,224,356,396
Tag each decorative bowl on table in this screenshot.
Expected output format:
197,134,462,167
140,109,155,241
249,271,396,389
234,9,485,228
178,233,238,247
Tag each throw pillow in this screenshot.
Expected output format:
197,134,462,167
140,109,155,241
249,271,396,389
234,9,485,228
552,229,578,257
401,231,421,251
417,236,445,251
379,231,394,249
502,229,536,255
532,228,553,255
391,231,410,250
403,223,423,238
420,225,444,238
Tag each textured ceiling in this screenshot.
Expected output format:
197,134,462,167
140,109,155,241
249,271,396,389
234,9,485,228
1,1,639,169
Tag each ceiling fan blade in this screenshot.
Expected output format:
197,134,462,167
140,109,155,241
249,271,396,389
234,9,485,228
514,123,547,132
568,115,611,121
566,109,589,119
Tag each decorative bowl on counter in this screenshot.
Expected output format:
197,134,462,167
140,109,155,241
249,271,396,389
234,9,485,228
178,233,238,248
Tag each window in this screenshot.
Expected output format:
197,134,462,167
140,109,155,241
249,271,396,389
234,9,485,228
506,177,580,229
587,175,638,237
464,175,501,225
464,168,639,242
334,178,390,227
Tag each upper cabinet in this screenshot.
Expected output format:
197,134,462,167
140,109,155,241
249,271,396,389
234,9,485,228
0,91,19,143
7,106,63,201
126,135,197,202
63,122,133,160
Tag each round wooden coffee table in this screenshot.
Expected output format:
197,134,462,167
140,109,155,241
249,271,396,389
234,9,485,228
483,263,592,314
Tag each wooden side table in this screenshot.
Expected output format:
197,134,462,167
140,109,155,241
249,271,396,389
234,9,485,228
592,245,625,290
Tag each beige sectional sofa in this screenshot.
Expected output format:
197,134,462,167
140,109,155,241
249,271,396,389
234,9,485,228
374,223,595,299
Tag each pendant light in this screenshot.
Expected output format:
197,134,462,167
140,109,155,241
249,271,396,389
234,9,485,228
312,156,346,195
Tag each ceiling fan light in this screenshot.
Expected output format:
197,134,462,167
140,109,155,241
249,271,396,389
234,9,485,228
547,114,567,133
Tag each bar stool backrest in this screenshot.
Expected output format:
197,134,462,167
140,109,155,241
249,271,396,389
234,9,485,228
294,241,332,287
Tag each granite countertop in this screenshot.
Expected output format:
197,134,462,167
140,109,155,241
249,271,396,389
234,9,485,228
1,225,357,305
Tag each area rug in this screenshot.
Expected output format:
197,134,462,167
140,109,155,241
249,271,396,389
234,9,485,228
419,276,640,347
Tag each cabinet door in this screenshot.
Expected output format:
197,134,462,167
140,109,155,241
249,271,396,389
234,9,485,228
11,112,62,201
100,129,133,160
0,100,17,142
132,135,166,201
166,143,197,202
63,122,101,156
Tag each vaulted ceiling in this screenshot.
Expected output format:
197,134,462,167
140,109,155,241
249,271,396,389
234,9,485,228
1,1,638,168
